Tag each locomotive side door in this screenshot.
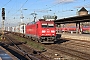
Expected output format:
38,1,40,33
36,24,38,36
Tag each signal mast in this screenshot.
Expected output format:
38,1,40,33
1,8,5,40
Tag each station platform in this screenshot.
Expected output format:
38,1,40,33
57,33,90,41
0,46,18,60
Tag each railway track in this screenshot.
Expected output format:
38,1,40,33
44,38,90,60
61,40,90,48
44,45,90,60
2,32,90,60
60,38,90,54
48,44,90,60
0,33,50,60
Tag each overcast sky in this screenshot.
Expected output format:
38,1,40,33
0,0,90,27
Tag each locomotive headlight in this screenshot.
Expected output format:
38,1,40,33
42,34,45,35
51,30,55,33
52,34,54,35
42,30,46,33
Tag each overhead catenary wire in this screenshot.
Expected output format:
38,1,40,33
19,0,28,11
1,0,12,8
12,0,28,16
12,0,45,16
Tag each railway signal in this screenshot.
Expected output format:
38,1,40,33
2,8,5,20
1,8,5,40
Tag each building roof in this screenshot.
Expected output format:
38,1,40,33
78,7,88,12
54,14,90,24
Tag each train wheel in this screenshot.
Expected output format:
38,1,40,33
36,38,39,43
39,38,43,43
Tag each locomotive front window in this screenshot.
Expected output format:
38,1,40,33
48,24,54,27
42,23,54,28
42,23,47,28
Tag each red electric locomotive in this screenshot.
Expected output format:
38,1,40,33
25,19,56,43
